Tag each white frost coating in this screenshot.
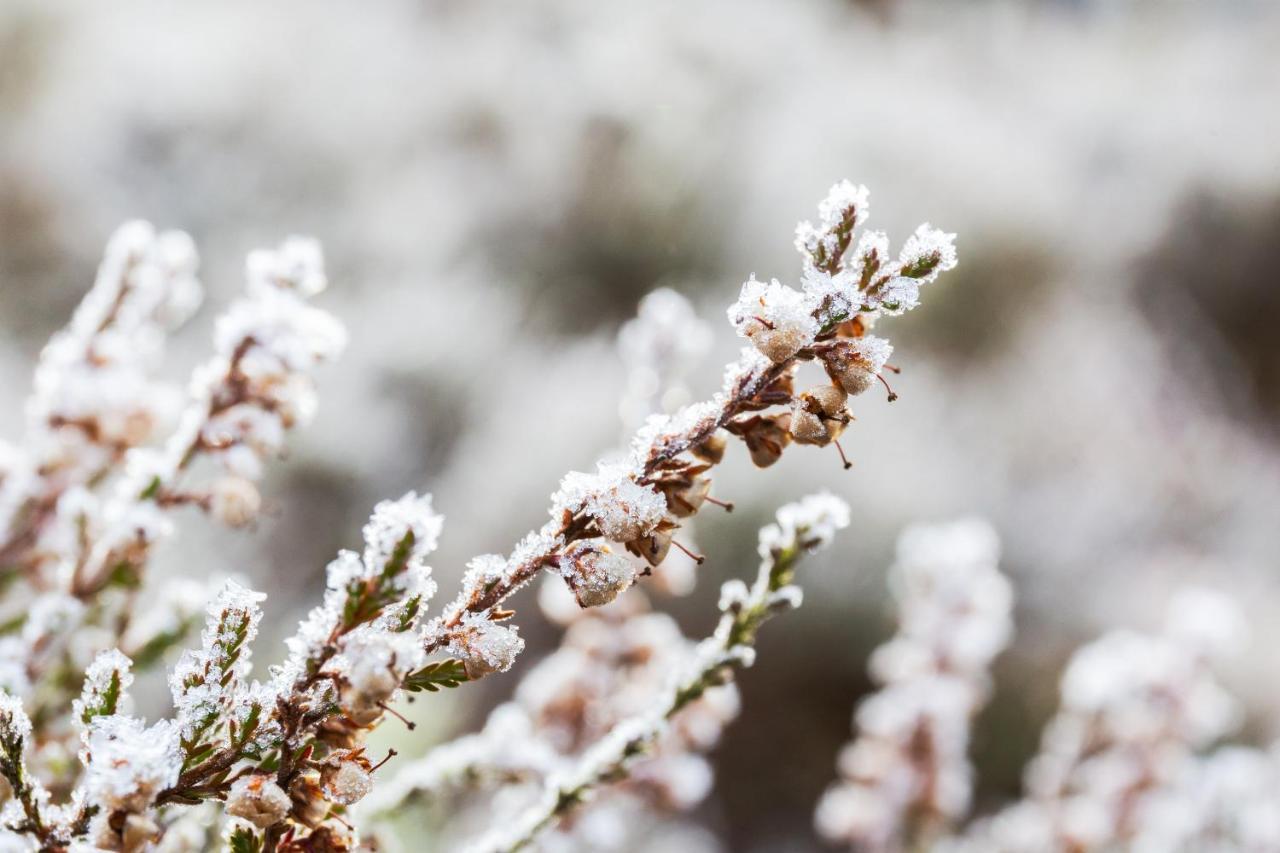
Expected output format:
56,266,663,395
226,774,292,830
726,276,819,364
552,463,667,543
0,690,33,740
170,581,266,740
899,223,959,282
759,491,851,558
246,235,328,297
816,518,1011,851
361,491,444,572
618,288,713,428
963,587,1246,852
275,492,442,695
73,649,134,730
82,716,182,812
794,181,871,263
449,619,525,679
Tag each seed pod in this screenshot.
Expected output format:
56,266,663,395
692,432,727,464
319,750,374,806
790,387,850,447
627,516,679,567
669,475,712,518
560,540,639,607
820,337,892,397
227,774,292,829
728,414,792,469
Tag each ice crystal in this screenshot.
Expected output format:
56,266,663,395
552,463,667,544
82,716,182,811
73,649,134,731
449,619,525,679
726,275,819,364
362,491,444,573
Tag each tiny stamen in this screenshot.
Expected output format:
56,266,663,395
673,540,706,565
883,363,903,374
370,749,398,773
705,496,735,513
834,439,854,470
877,373,899,402
378,702,416,731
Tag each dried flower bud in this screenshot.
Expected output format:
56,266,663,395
559,541,640,608
692,431,727,464
791,386,850,447
626,516,681,567
209,475,261,527
227,774,292,829
450,620,524,679
727,276,818,363
289,775,330,828
319,749,374,806
821,336,893,397
119,813,161,853
728,413,792,468
667,475,712,518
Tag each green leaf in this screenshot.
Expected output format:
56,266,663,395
227,824,263,853
403,658,470,693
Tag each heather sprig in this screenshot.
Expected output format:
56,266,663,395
469,492,851,853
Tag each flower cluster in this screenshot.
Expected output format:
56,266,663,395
458,492,851,853
815,519,1012,851
0,181,954,851
813,551,1274,853
960,587,1245,852
420,181,957,674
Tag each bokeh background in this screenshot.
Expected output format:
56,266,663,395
2,0,1279,849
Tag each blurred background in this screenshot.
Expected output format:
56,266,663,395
2,0,1279,849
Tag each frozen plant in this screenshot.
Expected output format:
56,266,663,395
815,551,1272,853
464,492,851,853
0,181,957,850
815,519,1012,852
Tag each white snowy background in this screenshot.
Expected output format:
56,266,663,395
2,0,1278,848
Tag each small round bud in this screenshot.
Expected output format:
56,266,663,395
821,337,892,397
209,475,261,527
450,621,524,679
320,751,374,806
732,414,792,469
790,387,850,447
227,774,292,829
692,432,728,464
668,475,712,518
288,776,329,828
559,541,639,608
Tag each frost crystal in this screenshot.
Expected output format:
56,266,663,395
552,463,667,544
450,619,525,679
362,491,444,572
726,276,819,363
557,541,640,608
83,716,182,811
898,223,958,283
74,649,134,731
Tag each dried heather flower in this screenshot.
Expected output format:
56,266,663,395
556,541,640,608
466,493,851,853
816,519,1011,851
226,774,292,830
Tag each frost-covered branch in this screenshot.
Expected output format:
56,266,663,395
471,493,851,853
815,519,1012,851
421,181,957,671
